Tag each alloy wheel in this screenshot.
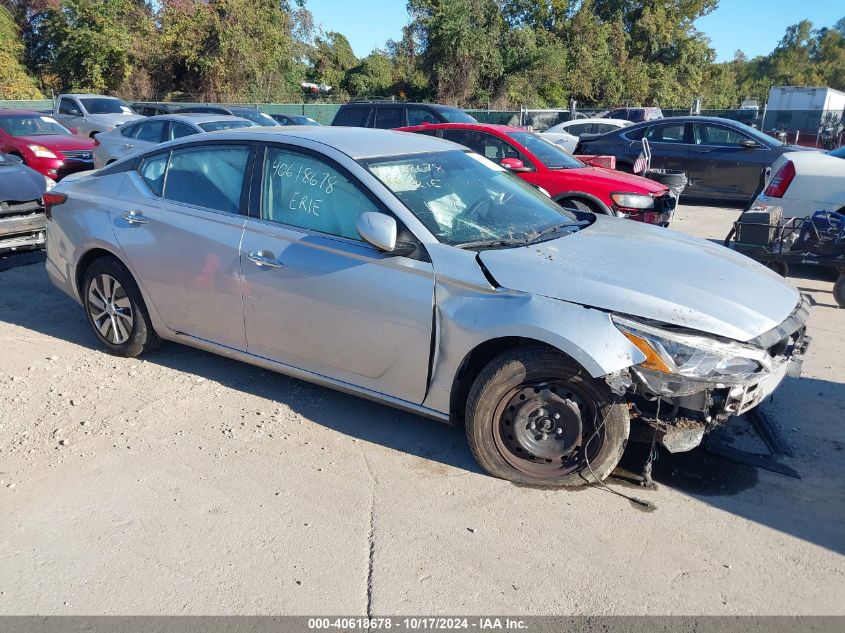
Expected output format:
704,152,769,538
87,273,134,345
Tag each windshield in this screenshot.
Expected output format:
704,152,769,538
506,131,584,169
199,120,256,132
233,110,279,126
364,150,579,247
80,98,134,115
292,116,320,126
0,153,16,166
0,115,71,137
435,107,478,123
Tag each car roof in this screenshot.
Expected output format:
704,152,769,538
167,113,252,124
399,122,524,135
62,94,120,99
0,109,49,116
558,118,631,126
341,101,462,109
203,126,457,159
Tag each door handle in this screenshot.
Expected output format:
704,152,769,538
123,143,134,149
247,250,284,268
122,210,149,225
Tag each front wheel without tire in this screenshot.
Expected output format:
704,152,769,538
465,347,630,487
82,257,160,357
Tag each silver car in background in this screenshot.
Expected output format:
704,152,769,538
45,127,809,488
93,114,257,168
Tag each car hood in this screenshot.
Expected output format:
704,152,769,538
16,135,95,150
559,167,668,194
0,163,46,202
477,216,799,342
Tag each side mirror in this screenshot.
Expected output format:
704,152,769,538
741,139,760,149
68,109,80,116
356,211,398,252
356,212,417,256
500,157,531,172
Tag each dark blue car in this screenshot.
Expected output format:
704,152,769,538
577,116,813,202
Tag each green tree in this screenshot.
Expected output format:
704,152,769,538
409,0,505,105
0,4,42,98
308,31,357,97
344,51,394,98
155,0,311,101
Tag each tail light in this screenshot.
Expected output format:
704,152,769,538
43,191,67,219
93,137,100,147
764,160,795,198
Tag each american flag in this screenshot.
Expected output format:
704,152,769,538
632,138,650,173
632,149,648,173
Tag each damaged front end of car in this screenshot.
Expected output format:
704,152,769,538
605,298,811,453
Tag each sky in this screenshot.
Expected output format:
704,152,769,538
306,0,843,62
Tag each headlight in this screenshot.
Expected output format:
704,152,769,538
613,315,770,381
27,144,58,159
610,192,654,209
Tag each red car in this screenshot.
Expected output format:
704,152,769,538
0,109,95,180
397,123,674,224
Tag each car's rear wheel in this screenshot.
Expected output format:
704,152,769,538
465,347,629,487
82,257,160,357
834,274,845,308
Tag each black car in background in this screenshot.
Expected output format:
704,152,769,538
577,116,813,202
331,101,477,129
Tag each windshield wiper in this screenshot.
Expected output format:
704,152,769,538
524,221,588,244
455,238,526,250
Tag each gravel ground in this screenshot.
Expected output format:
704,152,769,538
0,204,843,615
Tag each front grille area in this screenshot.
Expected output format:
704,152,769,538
0,199,43,218
60,150,94,160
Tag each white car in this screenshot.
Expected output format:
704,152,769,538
93,114,257,168
753,151,845,218
541,118,632,153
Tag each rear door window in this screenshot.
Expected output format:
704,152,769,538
162,145,250,214
374,107,403,129
133,120,167,143
646,123,687,144
334,106,370,127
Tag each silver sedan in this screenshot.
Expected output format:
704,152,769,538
45,127,809,487
93,113,257,168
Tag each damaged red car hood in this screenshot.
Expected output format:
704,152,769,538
477,216,799,342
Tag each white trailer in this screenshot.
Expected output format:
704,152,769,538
766,86,845,113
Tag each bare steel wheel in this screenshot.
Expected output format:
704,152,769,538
492,381,602,478
87,274,134,344
465,346,629,487
82,256,160,357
